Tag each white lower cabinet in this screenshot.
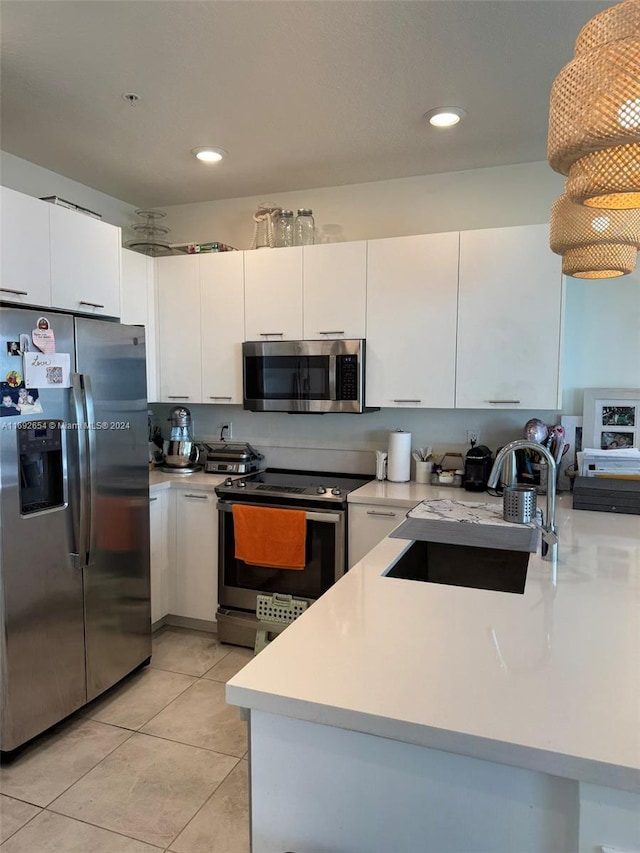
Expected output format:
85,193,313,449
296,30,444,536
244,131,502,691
174,488,218,623
149,490,170,626
349,502,416,569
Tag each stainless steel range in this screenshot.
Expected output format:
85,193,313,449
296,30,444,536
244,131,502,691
215,469,372,647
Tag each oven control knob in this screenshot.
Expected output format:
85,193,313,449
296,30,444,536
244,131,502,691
224,477,234,487
316,486,327,495
238,480,246,488
331,487,342,496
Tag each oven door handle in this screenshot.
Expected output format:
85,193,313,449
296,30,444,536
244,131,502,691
217,503,341,524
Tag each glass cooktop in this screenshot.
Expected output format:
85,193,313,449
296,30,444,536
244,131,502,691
215,468,372,501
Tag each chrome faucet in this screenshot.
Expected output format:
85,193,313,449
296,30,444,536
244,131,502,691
488,439,558,562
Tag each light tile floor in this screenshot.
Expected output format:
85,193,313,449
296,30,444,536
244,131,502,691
0,627,253,852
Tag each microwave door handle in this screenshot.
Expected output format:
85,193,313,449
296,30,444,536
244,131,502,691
70,374,89,568
82,374,98,568
329,354,337,401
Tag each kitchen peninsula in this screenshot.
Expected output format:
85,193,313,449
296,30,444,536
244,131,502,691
226,486,640,853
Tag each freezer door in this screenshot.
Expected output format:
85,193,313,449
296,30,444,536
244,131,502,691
75,318,151,701
0,307,86,751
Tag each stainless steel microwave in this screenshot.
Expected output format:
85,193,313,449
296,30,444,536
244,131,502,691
243,339,373,413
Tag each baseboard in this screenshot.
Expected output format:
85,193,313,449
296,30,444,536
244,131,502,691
164,614,218,633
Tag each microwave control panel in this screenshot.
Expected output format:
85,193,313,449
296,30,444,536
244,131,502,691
336,354,359,401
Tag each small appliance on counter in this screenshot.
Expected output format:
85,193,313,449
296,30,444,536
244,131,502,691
161,406,202,473
463,444,493,492
204,442,264,474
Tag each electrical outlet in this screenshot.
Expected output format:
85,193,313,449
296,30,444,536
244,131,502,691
467,429,480,445
219,422,232,441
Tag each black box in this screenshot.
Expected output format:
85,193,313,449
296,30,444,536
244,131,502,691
572,477,640,515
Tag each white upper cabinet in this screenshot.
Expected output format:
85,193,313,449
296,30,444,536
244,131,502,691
200,252,245,404
303,242,367,339
244,247,303,340
49,204,121,317
366,232,459,408
456,224,563,410
156,255,202,404
0,187,51,307
121,248,159,402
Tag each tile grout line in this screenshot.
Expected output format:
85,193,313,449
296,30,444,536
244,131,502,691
87,671,202,733
37,806,165,851
0,719,135,811
131,729,247,762
39,721,136,810
0,799,43,846
163,755,244,852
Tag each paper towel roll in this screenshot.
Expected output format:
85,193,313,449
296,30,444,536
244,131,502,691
387,430,411,482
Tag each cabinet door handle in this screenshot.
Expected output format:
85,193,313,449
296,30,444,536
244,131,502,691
150,497,158,502
393,399,421,403
488,399,521,404
319,331,345,336
366,510,397,517
0,288,28,296
259,332,284,337
183,493,208,500
167,395,190,399
209,396,232,400
79,300,105,309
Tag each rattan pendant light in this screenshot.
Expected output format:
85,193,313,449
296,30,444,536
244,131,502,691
550,194,640,278
548,0,640,209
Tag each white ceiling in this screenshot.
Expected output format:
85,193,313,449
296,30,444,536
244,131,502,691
0,0,609,208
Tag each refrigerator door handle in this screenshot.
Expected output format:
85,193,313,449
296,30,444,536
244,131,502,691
70,373,89,568
82,374,98,568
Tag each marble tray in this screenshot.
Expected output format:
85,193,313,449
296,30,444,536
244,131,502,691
389,499,539,553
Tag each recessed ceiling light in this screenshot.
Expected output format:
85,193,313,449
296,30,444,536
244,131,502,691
424,107,467,128
192,147,227,163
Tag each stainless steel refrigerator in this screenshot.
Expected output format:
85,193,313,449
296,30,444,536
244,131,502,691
0,306,151,752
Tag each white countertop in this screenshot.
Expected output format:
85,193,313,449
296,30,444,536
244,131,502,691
227,486,640,792
149,469,227,492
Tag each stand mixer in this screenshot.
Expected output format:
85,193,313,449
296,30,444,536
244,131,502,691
161,406,201,473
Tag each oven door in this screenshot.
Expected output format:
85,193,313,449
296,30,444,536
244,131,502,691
218,500,345,611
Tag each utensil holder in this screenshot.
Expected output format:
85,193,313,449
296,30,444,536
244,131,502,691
415,461,433,484
503,484,537,524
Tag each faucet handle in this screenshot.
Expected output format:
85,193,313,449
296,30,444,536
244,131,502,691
541,527,558,546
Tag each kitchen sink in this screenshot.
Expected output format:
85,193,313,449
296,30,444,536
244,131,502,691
384,540,529,594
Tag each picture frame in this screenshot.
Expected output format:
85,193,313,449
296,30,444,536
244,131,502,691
582,388,640,451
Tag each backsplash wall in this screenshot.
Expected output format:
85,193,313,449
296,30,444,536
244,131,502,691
151,403,554,475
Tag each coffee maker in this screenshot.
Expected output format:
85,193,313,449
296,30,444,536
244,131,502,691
463,444,493,492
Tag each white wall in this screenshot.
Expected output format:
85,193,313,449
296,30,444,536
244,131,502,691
563,272,640,415
0,151,137,229
162,161,565,249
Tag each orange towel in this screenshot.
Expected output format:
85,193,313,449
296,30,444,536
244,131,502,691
232,504,306,570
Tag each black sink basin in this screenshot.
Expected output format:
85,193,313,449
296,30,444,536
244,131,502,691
385,540,529,594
